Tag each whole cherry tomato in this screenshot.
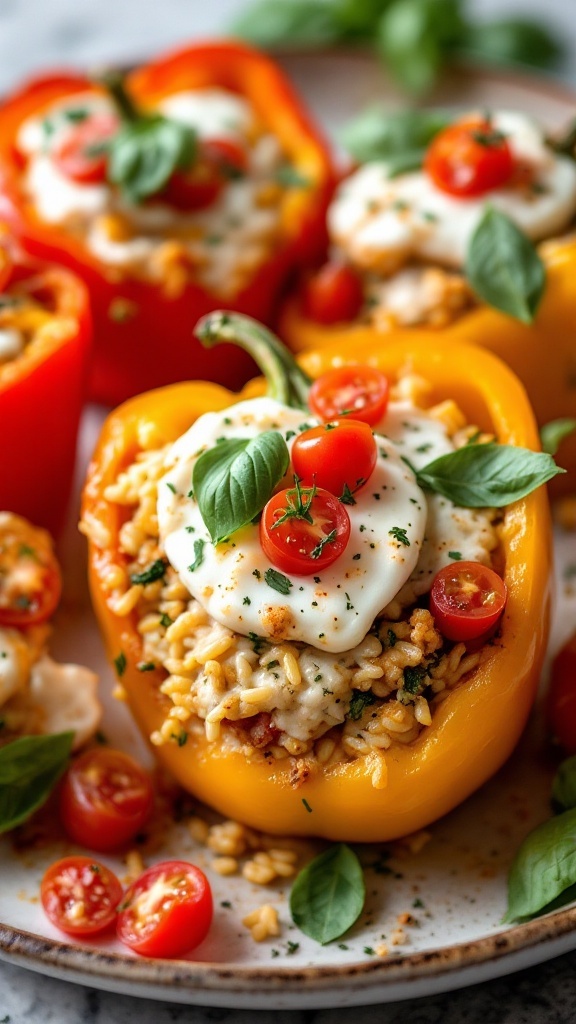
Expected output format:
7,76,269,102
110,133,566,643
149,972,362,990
41,856,123,936
59,748,154,852
291,419,377,499
116,860,213,958
548,631,576,754
309,365,390,427
53,112,119,184
303,261,364,324
0,512,62,627
424,118,514,198
260,481,351,575
163,137,248,210
429,560,507,642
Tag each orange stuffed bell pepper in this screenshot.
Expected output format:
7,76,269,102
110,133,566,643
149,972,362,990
0,237,90,535
82,313,555,842
0,41,334,405
280,109,576,494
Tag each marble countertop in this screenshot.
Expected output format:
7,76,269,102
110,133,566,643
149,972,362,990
1,0,575,1020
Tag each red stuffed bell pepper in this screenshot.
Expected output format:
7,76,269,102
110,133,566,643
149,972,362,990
0,42,334,405
0,239,90,535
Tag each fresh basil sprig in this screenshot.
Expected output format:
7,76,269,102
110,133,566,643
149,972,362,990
465,207,546,324
340,107,449,170
290,844,365,944
540,419,576,457
0,732,74,833
414,443,563,507
193,431,290,545
99,71,197,204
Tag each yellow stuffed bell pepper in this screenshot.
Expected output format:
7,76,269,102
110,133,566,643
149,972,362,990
82,314,553,843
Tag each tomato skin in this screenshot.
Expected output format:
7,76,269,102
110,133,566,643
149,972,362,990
429,560,507,642
0,513,62,627
291,419,377,498
163,137,248,210
548,632,576,754
424,119,514,198
260,484,350,575
52,113,118,184
59,748,154,852
116,860,213,958
308,365,390,427
41,856,123,937
303,261,364,325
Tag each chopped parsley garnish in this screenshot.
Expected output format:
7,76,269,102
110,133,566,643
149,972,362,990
267,660,279,670
137,661,156,672
166,481,177,494
286,940,300,955
387,629,397,648
243,596,251,605
352,553,361,561
130,558,167,585
265,568,293,595
188,539,205,572
248,631,267,653
448,550,462,560
159,612,173,628
311,529,337,560
348,690,377,721
18,543,37,559
114,652,127,677
339,483,357,505
345,593,354,610
302,798,313,813
389,526,410,547
252,569,261,580
403,664,428,695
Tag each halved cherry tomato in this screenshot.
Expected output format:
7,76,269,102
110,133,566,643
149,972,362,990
260,482,350,575
291,419,377,498
429,560,507,642
548,631,576,754
309,365,390,426
0,512,62,627
424,118,514,198
59,748,154,852
52,112,118,184
303,261,364,325
41,856,122,937
116,860,213,958
163,137,248,210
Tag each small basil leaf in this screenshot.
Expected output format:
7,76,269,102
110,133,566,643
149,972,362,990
193,431,290,545
264,568,293,595
504,808,576,922
377,0,465,96
0,732,74,833
340,106,449,165
461,18,563,71
540,419,576,456
465,207,546,323
108,116,196,204
552,757,576,813
290,844,365,944
231,0,341,48
416,444,564,507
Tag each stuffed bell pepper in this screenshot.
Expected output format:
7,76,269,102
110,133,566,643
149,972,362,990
81,313,556,842
0,41,334,405
280,109,576,491
0,237,90,535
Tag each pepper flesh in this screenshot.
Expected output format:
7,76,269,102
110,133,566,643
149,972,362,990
280,235,576,495
0,247,91,535
0,41,334,405
83,336,551,842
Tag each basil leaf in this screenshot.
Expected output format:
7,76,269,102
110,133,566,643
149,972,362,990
504,808,576,922
290,844,365,944
130,558,167,585
465,207,546,323
552,757,576,813
377,0,465,96
540,419,576,456
108,116,196,204
340,106,449,165
264,568,293,595
461,18,563,71
232,0,341,48
193,431,290,544
0,732,74,833
333,0,395,41
416,444,563,507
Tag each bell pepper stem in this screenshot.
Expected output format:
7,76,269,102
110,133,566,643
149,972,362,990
94,70,140,123
195,311,312,410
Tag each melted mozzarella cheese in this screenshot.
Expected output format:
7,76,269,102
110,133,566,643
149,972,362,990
159,89,255,140
0,328,24,363
157,397,427,654
330,111,576,271
0,628,32,706
29,655,101,750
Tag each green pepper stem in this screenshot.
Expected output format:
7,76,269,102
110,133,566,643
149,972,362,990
195,312,312,410
94,69,140,123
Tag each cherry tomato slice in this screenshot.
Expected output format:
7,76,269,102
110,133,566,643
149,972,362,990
424,118,514,198
291,419,377,498
53,113,118,184
303,261,364,324
116,860,213,958
309,365,390,427
41,856,122,937
260,483,351,575
0,512,62,627
429,560,507,642
548,632,576,754
59,748,154,852
162,137,247,210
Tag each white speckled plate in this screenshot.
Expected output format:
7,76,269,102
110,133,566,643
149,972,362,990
1,53,576,1009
